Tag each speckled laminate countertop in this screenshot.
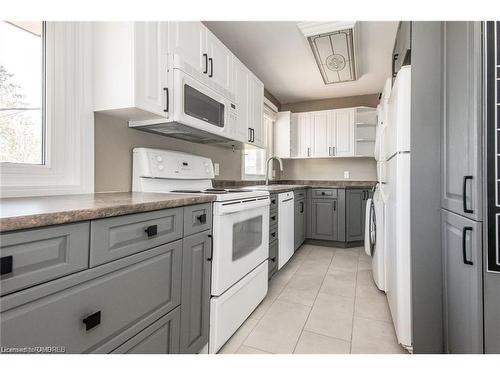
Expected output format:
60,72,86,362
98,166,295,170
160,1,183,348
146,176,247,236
0,192,215,232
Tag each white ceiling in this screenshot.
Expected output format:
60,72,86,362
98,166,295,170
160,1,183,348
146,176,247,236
204,21,399,104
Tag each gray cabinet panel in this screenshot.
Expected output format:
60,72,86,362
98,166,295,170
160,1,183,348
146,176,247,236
311,199,338,241
0,222,89,296
346,189,366,242
337,188,346,242
269,194,278,212
441,22,482,221
269,225,278,243
442,209,483,353
268,240,278,279
306,189,312,238
269,210,278,227
183,204,212,237
0,241,182,353
294,198,305,250
112,307,180,354
90,207,183,267
180,230,211,354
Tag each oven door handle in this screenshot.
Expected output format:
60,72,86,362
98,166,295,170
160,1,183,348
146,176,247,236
217,199,270,215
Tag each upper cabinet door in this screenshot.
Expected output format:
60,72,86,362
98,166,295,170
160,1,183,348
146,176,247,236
441,22,482,221
297,113,312,157
206,30,233,94
134,22,170,118
311,111,330,157
335,108,355,157
327,110,337,156
170,22,206,74
232,58,249,142
249,75,264,147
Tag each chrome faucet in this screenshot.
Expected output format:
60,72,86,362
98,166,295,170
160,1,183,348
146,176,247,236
265,156,283,185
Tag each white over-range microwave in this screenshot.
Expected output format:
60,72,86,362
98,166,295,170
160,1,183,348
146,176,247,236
129,54,238,145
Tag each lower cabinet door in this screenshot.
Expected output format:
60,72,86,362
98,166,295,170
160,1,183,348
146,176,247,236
442,209,483,353
180,230,212,354
346,189,365,242
268,240,278,279
311,199,338,241
294,199,305,250
112,307,181,354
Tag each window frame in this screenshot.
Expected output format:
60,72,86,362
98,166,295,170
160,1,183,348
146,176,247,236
0,22,94,197
241,100,277,181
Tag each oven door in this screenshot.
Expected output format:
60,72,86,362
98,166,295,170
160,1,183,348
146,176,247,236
173,68,229,135
211,197,270,296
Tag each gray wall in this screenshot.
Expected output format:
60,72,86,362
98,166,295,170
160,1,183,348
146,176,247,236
94,113,242,192
410,21,443,353
281,94,379,113
280,158,377,181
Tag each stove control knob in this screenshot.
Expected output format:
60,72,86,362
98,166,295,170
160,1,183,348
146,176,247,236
158,164,164,171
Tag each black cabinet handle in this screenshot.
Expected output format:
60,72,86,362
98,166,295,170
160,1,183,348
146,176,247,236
463,176,474,214
196,213,207,224
392,53,399,78
462,227,474,265
270,257,276,262
208,57,213,77
321,191,325,196
271,215,276,221
207,235,213,261
300,201,304,213
251,128,255,142
0,255,13,275
271,232,276,238
333,200,337,211
163,87,169,113
144,225,158,238
248,128,252,142
82,311,101,331
271,199,276,204
203,53,208,74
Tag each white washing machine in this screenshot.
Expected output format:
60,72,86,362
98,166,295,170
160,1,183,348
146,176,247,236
365,184,386,291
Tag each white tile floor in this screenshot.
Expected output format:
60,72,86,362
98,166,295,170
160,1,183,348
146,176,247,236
218,244,408,354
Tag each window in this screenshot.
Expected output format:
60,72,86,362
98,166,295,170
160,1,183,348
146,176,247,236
0,21,45,165
241,111,276,180
0,22,94,197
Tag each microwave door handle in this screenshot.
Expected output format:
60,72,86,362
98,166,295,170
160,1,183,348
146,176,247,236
203,53,208,74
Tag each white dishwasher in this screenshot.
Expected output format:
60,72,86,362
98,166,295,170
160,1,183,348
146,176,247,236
278,191,294,269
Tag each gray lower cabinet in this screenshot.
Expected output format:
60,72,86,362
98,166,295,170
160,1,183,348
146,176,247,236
441,21,483,221
0,242,182,353
268,194,279,279
180,230,211,354
442,209,483,353
311,198,338,241
268,240,278,279
294,194,306,250
346,189,371,242
0,222,90,296
112,307,181,354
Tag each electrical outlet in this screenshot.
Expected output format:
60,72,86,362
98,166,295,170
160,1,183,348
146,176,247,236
214,163,220,176
344,170,350,179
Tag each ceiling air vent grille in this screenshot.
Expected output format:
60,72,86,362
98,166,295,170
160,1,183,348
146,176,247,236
298,22,359,85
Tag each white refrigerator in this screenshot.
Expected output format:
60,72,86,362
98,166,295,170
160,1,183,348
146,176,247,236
384,66,412,351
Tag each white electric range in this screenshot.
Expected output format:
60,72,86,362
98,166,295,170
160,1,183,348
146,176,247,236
132,147,270,354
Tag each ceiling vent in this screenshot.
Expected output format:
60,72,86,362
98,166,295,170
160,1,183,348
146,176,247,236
297,21,360,85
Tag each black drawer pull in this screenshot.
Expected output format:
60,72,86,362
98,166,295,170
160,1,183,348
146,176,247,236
0,255,13,275
462,227,474,265
270,257,276,262
271,215,276,221
271,199,276,204
300,201,304,213
196,213,207,224
271,232,276,238
144,225,158,238
321,191,326,196
462,176,474,214
82,311,101,331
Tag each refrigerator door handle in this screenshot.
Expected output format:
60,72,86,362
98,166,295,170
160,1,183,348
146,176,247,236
462,176,474,214
462,226,474,266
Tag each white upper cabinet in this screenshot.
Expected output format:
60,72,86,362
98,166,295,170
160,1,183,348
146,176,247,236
206,29,233,94
296,112,312,157
274,111,292,158
232,58,249,142
134,22,170,118
311,111,331,157
248,73,265,148
169,22,206,74
334,108,355,157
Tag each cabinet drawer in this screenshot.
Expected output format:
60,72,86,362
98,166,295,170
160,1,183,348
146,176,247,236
0,241,182,353
269,211,278,226
295,190,306,199
184,204,212,237
0,222,89,296
269,194,278,211
90,208,183,267
269,225,278,243
111,307,180,354
312,189,337,199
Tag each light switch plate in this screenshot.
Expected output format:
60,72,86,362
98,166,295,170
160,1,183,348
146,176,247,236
344,170,350,179
214,163,220,176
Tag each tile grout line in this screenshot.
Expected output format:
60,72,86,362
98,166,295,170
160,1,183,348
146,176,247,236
349,250,361,354
233,246,309,354
291,247,336,354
